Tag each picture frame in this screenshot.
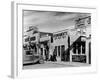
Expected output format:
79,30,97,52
11,1,97,78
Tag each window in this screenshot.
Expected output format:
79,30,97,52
61,45,65,54
30,36,36,41
26,51,33,55
81,41,86,54
77,42,81,54
73,41,86,54
54,46,57,56
73,42,81,54
73,43,76,54
25,37,29,42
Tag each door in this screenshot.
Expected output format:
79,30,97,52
61,45,65,61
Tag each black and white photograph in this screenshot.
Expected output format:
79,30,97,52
22,10,91,69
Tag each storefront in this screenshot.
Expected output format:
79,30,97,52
53,30,69,61
39,33,51,61
23,29,40,64
69,36,91,63
69,15,91,64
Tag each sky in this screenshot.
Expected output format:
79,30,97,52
23,10,90,33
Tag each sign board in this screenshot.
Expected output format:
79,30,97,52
40,36,50,42
75,16,91,29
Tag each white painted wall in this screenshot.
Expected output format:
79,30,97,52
53,35,68,49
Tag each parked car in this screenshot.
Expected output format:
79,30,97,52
23,50,44,65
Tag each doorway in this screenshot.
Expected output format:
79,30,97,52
61,45,65,61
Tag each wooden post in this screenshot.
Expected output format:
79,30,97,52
86,40,89,64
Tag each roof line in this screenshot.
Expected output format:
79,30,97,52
53,29,69,34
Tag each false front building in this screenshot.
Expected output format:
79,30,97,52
23,15,91,64
52,15,91,64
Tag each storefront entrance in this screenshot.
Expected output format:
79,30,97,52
54,45,65,61
72,41,87,63
40,41,49,61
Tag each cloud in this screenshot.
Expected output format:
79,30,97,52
23,10,90,33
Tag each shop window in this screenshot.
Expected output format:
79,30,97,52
82,41,86,54
61,45,65,54
73,41,86,54
73,43,76,54
54,46,57,56
77,42,81,54
30,36,36,41
73,42,81,54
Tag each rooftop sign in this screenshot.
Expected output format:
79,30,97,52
75,16,91,29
